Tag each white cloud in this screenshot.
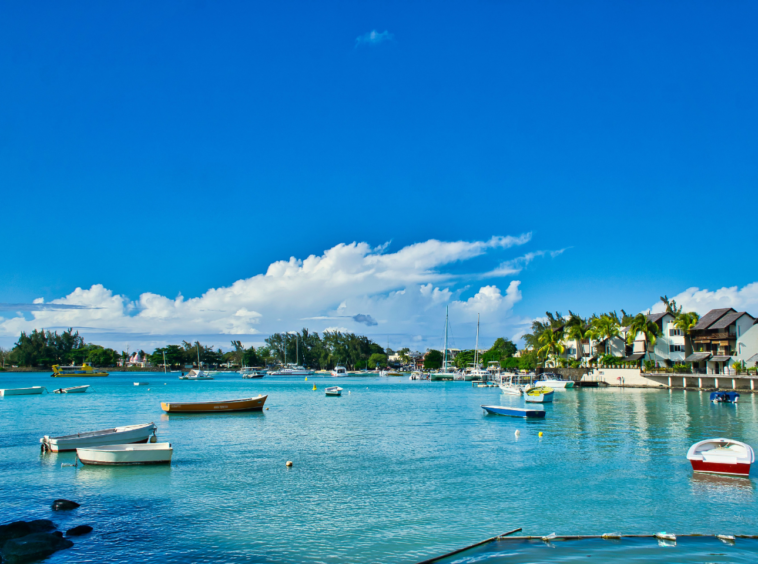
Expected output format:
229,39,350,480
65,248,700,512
355,30,393,47
650,283,758,315
485,248,566,277
0,235,534,351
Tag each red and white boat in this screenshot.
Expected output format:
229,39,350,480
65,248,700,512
687,438,754,477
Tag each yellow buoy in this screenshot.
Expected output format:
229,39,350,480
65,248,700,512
305,377,308,381
539,432,543,437
312,385,317,391
266,407,269,410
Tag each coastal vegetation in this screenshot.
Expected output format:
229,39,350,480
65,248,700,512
5,329,120,368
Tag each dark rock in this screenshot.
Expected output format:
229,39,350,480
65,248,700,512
0,521,57,549
52,532,63,538
0,533,72,563
51,499,80,511
65,525,92,537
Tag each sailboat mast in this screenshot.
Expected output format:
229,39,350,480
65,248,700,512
443,306,449,370
296,335,299,366
163,350,167,375
196,342,200,369
474,313,479,370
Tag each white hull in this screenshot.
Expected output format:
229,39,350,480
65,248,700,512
525,392,554,403
325,386,343,396
54,385,89,394
536,379,574,389
41,422,156,453
0,386,46,396
77,443,172,465
499,384,523,396
268,370,314,376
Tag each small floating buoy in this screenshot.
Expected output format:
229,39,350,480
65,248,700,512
266,407,269,410
515,430,520,438
286,461,293,467
538,431,543,437
312,385,317,391
348,391,351,394
305,377,308,381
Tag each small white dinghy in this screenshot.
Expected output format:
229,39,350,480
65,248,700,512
134,382,150,386
0,386,46,396
687,438,755,477
77,443,173,466
325,386,343,396
40,422,156,453
54,385,89,394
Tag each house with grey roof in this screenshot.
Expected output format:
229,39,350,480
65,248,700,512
686,308,757,374
624,312,688,367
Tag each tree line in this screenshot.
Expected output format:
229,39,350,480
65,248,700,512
521,296,701,368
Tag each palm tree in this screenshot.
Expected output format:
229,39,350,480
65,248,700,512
565,323,587,364
589,314,621,359
537,329,565,367
674,311,700,354
626,313,661,366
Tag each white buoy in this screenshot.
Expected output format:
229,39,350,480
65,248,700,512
515,430,521,438
286,460,293,467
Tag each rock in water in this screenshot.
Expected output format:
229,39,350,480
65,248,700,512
65,525,93,537
0,521,57,549
52,499,80,511
27,521,56,534
1,533,73,563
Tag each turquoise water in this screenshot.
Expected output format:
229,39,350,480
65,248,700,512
1,372,758,563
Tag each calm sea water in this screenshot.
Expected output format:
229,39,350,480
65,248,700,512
1,372,757,563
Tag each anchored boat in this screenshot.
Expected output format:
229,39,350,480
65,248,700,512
481,405,546,418
77,443,173,466
51,363,108,377
710,391,739,404
0,386,46,396
535,373,575,389
524,386,554,403
179,369,213,380
41,422,157,453
53,385,89,394
325,386,343,396
161,394,268,413
687,438,754,477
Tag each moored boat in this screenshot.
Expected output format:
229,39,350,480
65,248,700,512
710,391,739,404
134,382,150,386
240,368,266,378
51,362,108,377
179,369,213,380
77,443,173,466
331,366,348,377
524,386,554,403
53,385,89,394
41,422,157,453
161,394,268,413
325,386,343,396
481,405,546,418
0,386,46,396
499,375,523,396
535,373,575,389
687,438,754,477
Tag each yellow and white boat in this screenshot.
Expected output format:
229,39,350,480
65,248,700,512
51,363,109,377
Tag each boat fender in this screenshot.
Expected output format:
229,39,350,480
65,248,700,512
150,435,158,443
266,407,269,410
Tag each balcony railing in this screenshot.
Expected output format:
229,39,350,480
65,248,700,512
693,332,732,342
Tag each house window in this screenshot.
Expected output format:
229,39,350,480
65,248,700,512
669,328,683,337
738,326,741,337
669,345,685,353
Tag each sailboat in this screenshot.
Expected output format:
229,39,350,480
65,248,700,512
268,334,315,376
431,307,459,381
465,314,489,381
179,343,213,380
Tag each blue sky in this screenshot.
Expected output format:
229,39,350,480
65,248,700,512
2,1,758,352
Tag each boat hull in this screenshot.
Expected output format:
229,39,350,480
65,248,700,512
54,386,89,394
482,405,545,418
161,395,267,413
77,443,172,466
41,423,156,453
537,379,574,389
690,460,751,477
0,387,45,396
51,373,108,377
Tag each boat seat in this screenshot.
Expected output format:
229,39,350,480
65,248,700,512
702,453,738,465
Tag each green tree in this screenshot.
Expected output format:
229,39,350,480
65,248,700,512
674,311,700,353
537,329,565,367
423,350,444,370
626,313,661,365
368,353,387,369
588,314,621,356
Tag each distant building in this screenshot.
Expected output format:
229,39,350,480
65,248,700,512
685,308,757,374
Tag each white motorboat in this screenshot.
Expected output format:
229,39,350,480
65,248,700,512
0,386,46,396
53,385,89,394
524,386,554,403
77,443,172,466
499,376,523,396
331,366,348,377
134,382,150,386
179,369,213,380
40,422,157,453
535,373,575,389
240,368,266,378
325,386,343,396
268,364,315,376
687,438,754,477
